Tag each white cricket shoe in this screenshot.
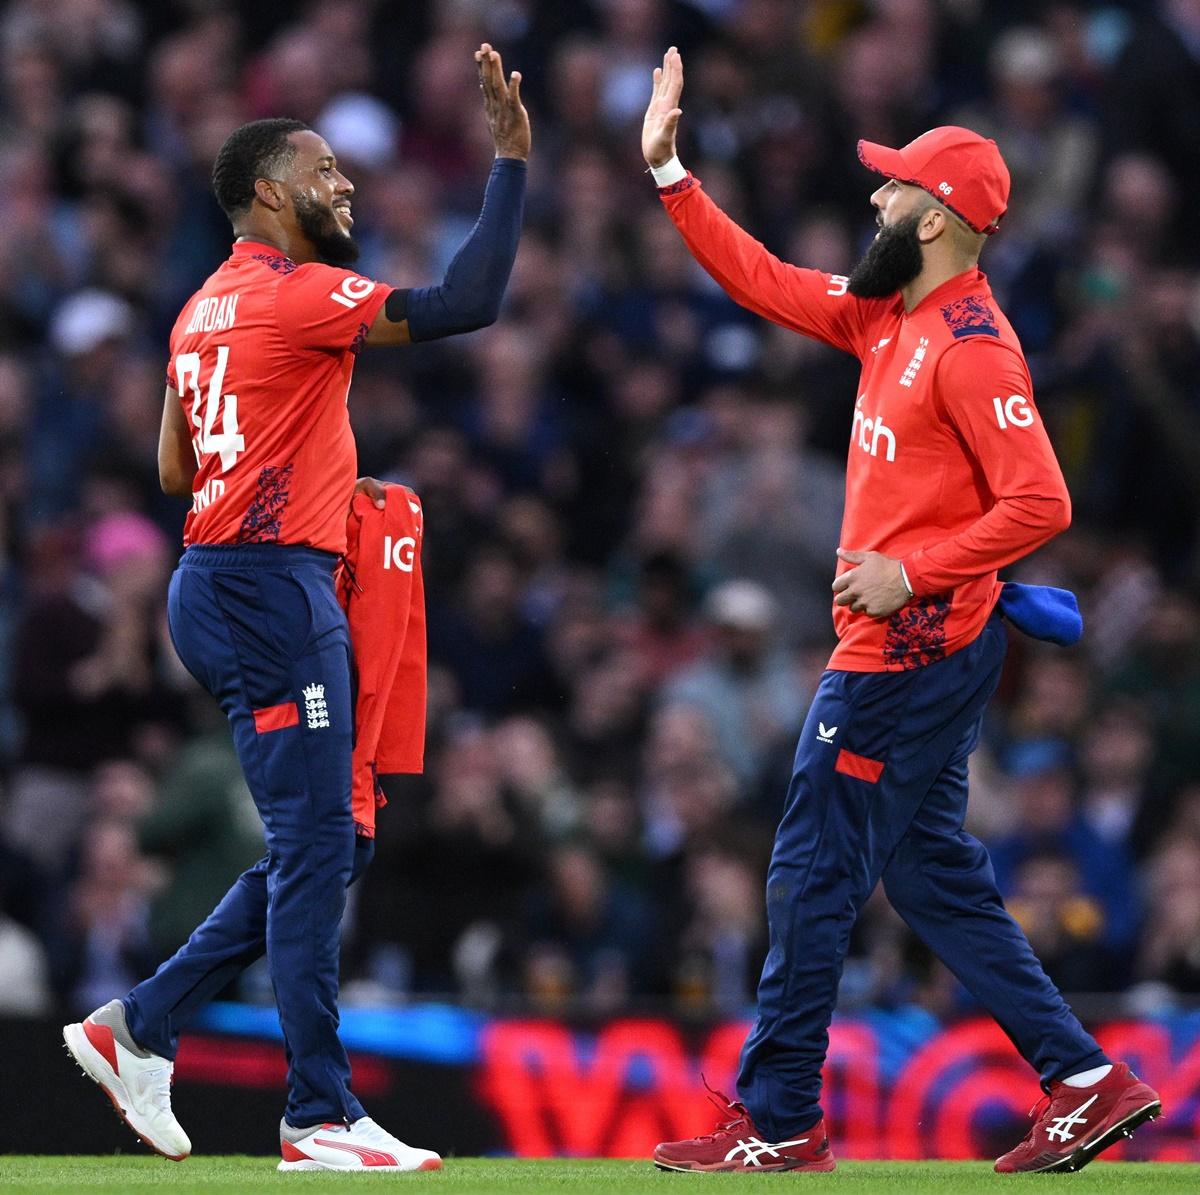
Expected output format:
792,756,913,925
278,1116,443,1172
63,999,191,1160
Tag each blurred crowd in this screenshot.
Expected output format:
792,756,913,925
2,0,1200,1023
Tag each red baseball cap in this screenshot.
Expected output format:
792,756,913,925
857,126,1010,235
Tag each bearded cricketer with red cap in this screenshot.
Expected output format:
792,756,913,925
643,48,1161,1175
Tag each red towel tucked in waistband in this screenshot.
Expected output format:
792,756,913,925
336,485,427,837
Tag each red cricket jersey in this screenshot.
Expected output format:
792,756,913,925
336,486,427,838
167,240,393,554
660,176,1071,672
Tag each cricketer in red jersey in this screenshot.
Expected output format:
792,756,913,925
642,48,1160,1175
168,243,389,554
63,45,530,1171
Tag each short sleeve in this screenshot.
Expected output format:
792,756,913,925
275,263,393,353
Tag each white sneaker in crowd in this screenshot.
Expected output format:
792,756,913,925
278,1115,443,1171
63,998,191,1160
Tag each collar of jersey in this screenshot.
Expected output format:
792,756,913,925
903,266,987,318
231,239,295,264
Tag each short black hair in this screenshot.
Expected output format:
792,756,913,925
211,118,310,221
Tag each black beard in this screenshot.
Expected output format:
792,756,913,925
293,192,359,265
847,213,924,298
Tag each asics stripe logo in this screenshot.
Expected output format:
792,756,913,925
1046,1094,1098,1143
724,1137,810,1165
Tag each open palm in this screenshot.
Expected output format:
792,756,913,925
642,46,684,168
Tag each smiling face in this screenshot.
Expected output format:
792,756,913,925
282,129,359,265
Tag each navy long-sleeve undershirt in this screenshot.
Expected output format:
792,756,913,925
385,157,526,342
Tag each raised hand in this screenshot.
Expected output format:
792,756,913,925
475,43,530,161
643,46,683,168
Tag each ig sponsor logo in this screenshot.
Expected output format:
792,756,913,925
383,535,416,572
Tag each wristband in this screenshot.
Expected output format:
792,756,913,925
650,156,687,187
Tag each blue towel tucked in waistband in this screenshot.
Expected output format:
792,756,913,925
997,582,1083,646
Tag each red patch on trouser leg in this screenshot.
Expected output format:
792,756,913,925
835,749,884,783
253,702,299,733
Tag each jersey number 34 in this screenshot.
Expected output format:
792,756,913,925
175,346,246,473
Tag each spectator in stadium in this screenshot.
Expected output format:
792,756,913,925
45,816,161,1018
695,394,845,644
5,517,172,876
1135,835,1200,994
29,290,136,522
491,714,582,841
670,844,767,1014
137,731,263,960
1076,698,1158,857
426,543,555,714
522,841,656,1012
988,762,1141,955
357,722,542,997
664,579,808,787
1006,852,1113,993
953,25,1098,244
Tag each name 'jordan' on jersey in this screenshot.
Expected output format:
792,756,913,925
660,176,1071,672
167,240,394,555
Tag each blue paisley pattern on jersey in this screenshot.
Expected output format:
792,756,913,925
251,252,299,275
884,596,951,668
235,464,294,543
940,295,999,339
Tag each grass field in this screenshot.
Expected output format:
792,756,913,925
1,1158,1199,1194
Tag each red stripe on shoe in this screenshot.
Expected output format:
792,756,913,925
83,1018,120,1074
313,1138,399,1167
835,748,884,783
253,703,299,734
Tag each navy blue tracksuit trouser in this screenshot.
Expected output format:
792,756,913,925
123,545,369,1128
737,615,1108,1140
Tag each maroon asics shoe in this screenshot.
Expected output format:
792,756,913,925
995,1062,1161,1173
653,1085,835,1173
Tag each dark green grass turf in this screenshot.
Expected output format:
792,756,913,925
1,1158,1199,1194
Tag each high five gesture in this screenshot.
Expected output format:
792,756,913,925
475,42,530,161
642,46,683,168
